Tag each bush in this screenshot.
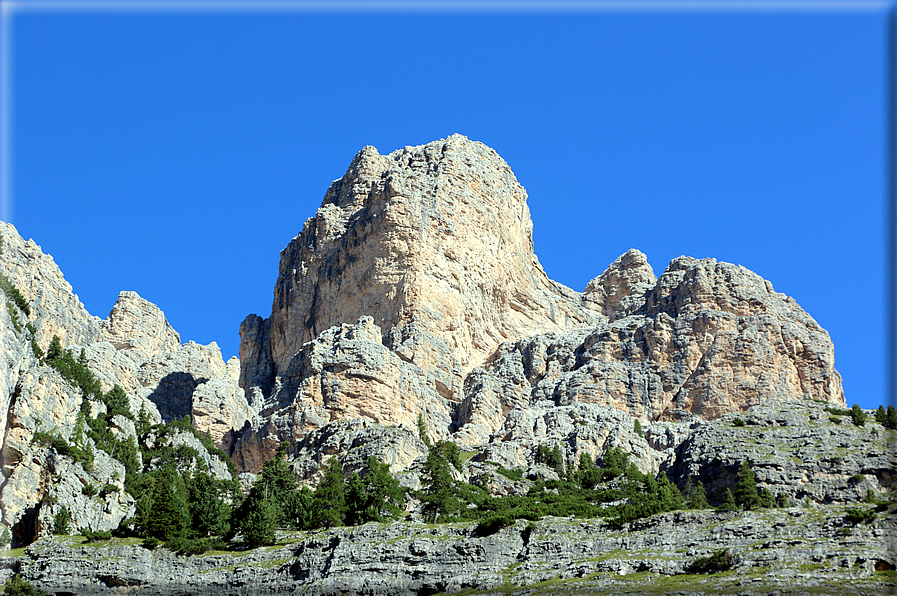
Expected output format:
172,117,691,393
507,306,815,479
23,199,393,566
850,404,867,427
0,526,10,549
82,530,112,543
81,484,98,497
3,575,47,596
687,548,737,573
496,467,523,482
732,417,745,427
633,419,643,437
476,510,518,535
845,507,875,525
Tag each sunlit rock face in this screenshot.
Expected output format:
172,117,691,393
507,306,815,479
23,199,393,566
232,135,844,473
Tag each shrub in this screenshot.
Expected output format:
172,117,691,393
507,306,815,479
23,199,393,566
3,575,47,596
82,530,112,543
496,467,523,482
687,549,737,573
0,526,10,549
845,507,876,524
476,510,518,535
732,417,745,427
633,419,643,437
850,404,867,427
81,484,98,497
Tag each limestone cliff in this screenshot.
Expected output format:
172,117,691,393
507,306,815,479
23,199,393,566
0,224,250,542
232,135,845,471
239,135,602,405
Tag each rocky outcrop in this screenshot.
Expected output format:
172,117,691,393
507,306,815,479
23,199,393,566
7,505,893,595
663,400,896,505
0,223,103,351
239,134,602,404
0,224,251,540
456,255,845,440
232,136,845,473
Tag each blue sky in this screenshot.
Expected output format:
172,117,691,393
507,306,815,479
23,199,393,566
2,1,893,410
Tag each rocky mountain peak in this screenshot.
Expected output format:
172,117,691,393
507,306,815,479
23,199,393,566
101,290,181,358
240,134,601,403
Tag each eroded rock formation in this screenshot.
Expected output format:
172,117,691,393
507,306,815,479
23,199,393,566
231,135,845,472
0,224,249,540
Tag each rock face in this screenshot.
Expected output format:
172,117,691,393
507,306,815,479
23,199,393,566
239,134,602,405
232,135,844,472
663,400,896,505
0,223,250,541
8,506,894,595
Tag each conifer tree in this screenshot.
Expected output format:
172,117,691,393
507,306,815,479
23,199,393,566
240,488,277,547
421,439,461,523
546,444,565,476
719,488,737,511
733,462,759,510
346,456,406,525
688,478,709,509
850,404,867,427
187,471,229,537
313,457,347,528
141,467,190,541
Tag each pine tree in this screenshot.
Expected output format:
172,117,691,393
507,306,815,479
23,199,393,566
758,487,776,508
103,385,131,420
719,488,737,511
346,456,406,525
240,488,277,547
850,404,867,427
141,467,190,541
886,406,897,430
188,471,229,537
547,445,565,476
733,461,759,510
575,452,602,490
53,507,70,535
420,439,461,523
312,457,347,528
45,335,62,363
688,478,709,509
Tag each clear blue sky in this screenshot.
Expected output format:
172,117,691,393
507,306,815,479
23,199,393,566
3,1,893,410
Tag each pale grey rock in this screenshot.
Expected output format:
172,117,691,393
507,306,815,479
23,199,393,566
35,449,134,539
240,135,601,403
663,400,897,504
582,248,657,317
456,256,845,437
288,418,427,486
231,318,452,473
101,291,180,360
0,222,103,352
9,506,893,595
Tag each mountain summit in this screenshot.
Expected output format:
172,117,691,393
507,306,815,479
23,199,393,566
231,135,844,469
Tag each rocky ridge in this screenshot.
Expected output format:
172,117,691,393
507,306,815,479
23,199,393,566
230,135,845,471
0,223,248,543
3,504,893,595
0,135,882,595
